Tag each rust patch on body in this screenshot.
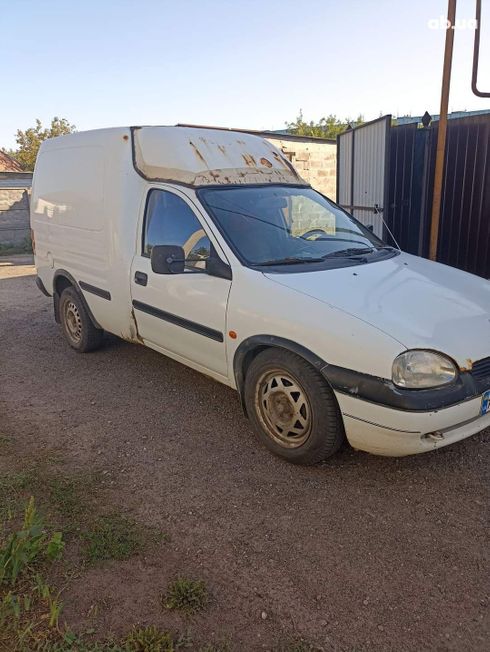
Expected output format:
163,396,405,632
121,308,144,344
460,358,474,372
242,153,256,167
189,141,207,165
260,157,273,168
272,150,290,169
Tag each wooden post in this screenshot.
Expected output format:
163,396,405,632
429,0,457,261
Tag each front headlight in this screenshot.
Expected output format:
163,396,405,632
392,350,457,389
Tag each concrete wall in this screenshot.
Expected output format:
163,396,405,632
265,137,337,200
0,173,32,248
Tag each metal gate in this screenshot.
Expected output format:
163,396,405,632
337,112,490,279
387,123,435,257
336,115,391,239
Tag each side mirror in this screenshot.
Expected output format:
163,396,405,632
151,245,185,274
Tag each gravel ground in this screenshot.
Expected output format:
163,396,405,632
0,255,489,651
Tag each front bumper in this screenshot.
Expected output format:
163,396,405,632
336,392,490,456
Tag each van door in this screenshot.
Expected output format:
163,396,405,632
130,188,231,378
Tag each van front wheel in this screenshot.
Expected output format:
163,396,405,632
59,286,103,352
244,349,345,465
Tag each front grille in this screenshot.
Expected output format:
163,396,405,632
471,357,490,380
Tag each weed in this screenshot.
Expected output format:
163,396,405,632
0,496,63,585
0,499,65,650
124,625,176,651
163,578,208,615
83,514,143,562
0,470,36,521
48,475,87,520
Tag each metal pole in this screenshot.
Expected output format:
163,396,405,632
429,0,457,261
472,0,490,97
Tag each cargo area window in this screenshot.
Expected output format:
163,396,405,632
143,189,211,270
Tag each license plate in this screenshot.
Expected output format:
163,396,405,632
482,390,490,416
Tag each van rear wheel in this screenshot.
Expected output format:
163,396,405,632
244,349,345,465
59,287,103,352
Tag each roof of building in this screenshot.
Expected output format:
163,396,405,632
0,150,23,172
396,109,490,126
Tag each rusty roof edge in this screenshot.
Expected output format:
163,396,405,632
131,126,310,189
175,123,336,145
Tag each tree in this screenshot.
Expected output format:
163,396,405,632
286,110,364,139
9,117,76,171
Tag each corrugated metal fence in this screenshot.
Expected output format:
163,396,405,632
337,116,390,239
338,113,490,279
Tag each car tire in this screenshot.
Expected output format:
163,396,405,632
244,348,345,465
59,286,104,352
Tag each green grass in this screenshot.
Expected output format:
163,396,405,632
48,475,88,520
0,497,63,586
124,625,176,651
0,471,217,649
0,499,180,651
0,470,38,522
0,497,65,650
58,626,192,651
0,468,94,530
83,514,145,562
163,578,208,615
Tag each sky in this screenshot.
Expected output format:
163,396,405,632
1,0,489,149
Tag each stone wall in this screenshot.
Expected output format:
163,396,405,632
265,137,337,200
0,173,32,248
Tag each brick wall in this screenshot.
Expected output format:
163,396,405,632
0,173,32,247
265,137,337,200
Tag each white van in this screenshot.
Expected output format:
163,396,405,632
31,126,490,464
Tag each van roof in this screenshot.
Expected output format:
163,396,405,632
133,126,307,187
41,126,307,188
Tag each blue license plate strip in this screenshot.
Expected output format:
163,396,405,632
482,390,490,416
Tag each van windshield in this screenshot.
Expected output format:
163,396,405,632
198,185,393,268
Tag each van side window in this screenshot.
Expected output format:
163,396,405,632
143,189,211,270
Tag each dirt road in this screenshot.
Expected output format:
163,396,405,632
0,256,488,651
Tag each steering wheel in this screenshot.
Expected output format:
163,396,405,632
300,228,329,241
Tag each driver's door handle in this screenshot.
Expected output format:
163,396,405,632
134,271,148,286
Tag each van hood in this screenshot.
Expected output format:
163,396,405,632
265,252,490,369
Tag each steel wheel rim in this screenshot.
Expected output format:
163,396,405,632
255,369,312,448
63,300,82,344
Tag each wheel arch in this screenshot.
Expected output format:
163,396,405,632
233,335,331,415
53,269,102,329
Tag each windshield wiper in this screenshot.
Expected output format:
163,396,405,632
323,247,375,258
255,256,325,266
